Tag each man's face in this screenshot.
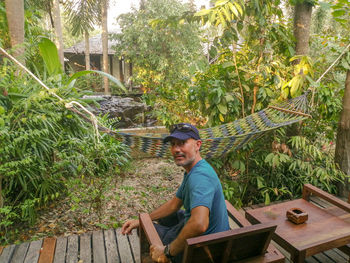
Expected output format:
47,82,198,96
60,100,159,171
170,138,201,168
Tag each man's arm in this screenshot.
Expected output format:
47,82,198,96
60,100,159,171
169,205,209,255
150,205,209,260
121,196,183,235
149,196,183,221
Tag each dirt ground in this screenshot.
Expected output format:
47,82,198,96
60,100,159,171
18,158,184,242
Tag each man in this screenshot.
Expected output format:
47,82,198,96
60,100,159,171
122,123,229,262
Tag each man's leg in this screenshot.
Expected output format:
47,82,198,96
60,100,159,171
153,211,185,263
158,210,184,227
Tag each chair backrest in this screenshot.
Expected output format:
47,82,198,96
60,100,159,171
182,222,276,263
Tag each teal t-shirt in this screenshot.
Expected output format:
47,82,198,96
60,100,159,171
176,159,229,235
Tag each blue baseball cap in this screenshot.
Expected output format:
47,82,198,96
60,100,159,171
163,123,201,143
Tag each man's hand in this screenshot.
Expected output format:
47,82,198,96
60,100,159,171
121,219,139,235
150,245,169,263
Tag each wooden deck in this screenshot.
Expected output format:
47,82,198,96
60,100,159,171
0,196,349,263
0,229,140,263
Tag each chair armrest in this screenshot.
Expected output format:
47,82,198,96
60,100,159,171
302,184,350,213
225,200,251,227
139,213,163,246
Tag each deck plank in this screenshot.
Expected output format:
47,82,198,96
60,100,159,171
66,235,79,263
104,229,120,263
11,242,30,262
24,239,42,263
313,252,336,262
304,256,320,263
331,249,350,262
323,249,348,262
128,229,140,262
80,232,92,263
38,237,56,263
0,244,15,263
53,236,67,263
116,228,134,263
92,230,106,263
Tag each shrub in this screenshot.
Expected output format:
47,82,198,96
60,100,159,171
0,63,129,244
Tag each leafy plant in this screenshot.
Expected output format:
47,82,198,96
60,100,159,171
0,37,129,245
210,129,346,207
113,0,205,125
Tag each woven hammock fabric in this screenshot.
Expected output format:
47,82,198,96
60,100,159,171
115,94,310,159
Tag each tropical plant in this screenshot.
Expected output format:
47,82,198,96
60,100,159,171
113,0,205,125
0,38,129,245
64,0,100,71
210,129,346,207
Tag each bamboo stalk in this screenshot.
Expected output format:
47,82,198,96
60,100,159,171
268,105,312,118
233,52,245,117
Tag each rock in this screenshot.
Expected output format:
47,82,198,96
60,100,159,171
83,95,151,128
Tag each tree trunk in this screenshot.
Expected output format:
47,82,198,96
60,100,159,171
101,0,109,94
140,0,146,10
287,1,313,137
52,0,64,71
335,70,350,197
84,31,91,71
293,1,312,56
0,175,3,208
5,0,25,63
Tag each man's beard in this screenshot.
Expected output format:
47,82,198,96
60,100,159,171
174,154,196,168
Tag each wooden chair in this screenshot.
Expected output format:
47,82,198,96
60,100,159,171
139,201,284,263
302,184,350,259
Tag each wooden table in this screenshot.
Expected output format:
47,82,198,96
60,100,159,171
246,198,350,263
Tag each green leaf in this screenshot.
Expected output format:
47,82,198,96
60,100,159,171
215,0,229,7
290,76,302,97
265,153,274,164
223,5,232,22
218,11,227,27
225,94,234,102
272,154,280,167
0,118,4,127
257,176,265,189
332,10,346,17
233,2,243,16
228,2,239,17
217,104,227,114
232,160,245,172
38,37,62,76
264,192,270,205
67,70,127,92
194,8,211,16
222,61,234,68
341,60,350,70
230,3,239,17
0,106,5,115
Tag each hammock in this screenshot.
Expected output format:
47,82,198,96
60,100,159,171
115,93,311,159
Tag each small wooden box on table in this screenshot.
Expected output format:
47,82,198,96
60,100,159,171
245,184,350,263
139,200,284,263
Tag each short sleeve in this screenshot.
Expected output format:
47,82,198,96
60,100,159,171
189,173,215,212
176,179,184,200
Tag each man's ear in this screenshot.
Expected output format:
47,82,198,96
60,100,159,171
196,140,202,150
